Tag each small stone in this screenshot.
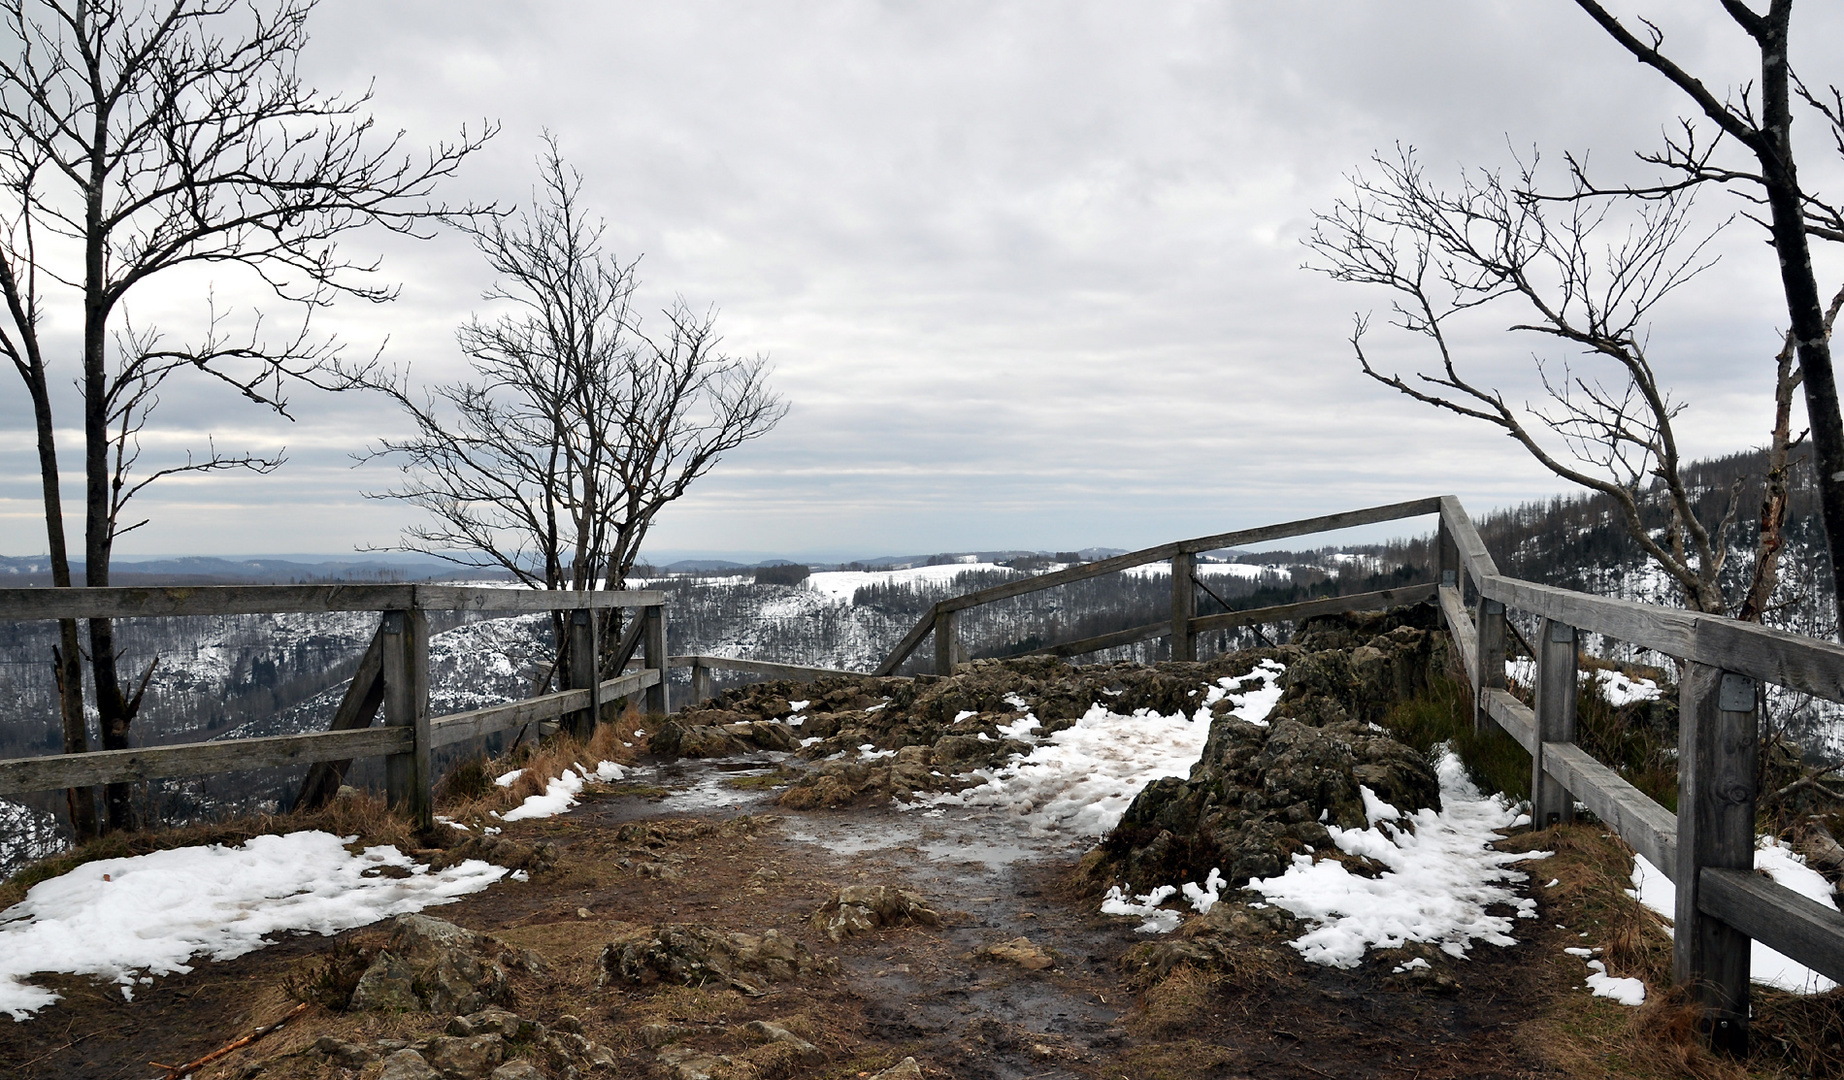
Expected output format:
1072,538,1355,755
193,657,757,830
978,937,1054,970
552,1013,584,1035
742,1020,823,1063
421,1033,505,1078
869,1057,924,1080
313,1036,377,1068
640,1023,686,1048
376,1049,441,1080
577,907,592,919
488,1063,545,1080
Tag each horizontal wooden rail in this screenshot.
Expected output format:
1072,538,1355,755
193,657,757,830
0,584,666,620
1438,496,1500,582
1542,741,1678,879
877,497,1443,673
667,655,863,681
1482,688,1537,754
1188,582,1438,634
0,726,414,796
1022,584,1441,661
428,671,659,749
1699,869,1844,986
1479,574,1844,704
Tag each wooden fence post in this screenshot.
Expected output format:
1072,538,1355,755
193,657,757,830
1437,516,1460,590
644,603,669,714
1474,597,1506,735
380,607,432,830
1675,662,1759,1055
934,608,959,676
1532,619,1578,827
1171,551,1196,662
691,661,713,706
566,608,599,737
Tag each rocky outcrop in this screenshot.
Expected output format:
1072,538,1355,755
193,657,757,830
349,914,522,1015
1094,606,1449,891
312,1004,615,1079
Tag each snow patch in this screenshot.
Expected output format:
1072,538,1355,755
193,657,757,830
0,831,503,1020
1245,751,1549,968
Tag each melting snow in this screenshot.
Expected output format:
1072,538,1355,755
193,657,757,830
0,831,503,1020
1243,751,1548,968
1630,837,1838,993
1201,660,1285,726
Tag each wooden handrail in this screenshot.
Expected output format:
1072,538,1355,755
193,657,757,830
0,583,666,620
876,496,1445,673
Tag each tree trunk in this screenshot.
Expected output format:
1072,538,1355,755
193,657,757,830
1754,5,1844,636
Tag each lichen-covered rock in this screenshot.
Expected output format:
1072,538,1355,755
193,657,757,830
597,923,821,994
349,914,511,1015
421,1033,505,1078
1094,607,1447,891
649,717,803,757
376,1049,441,1080
811,885,941,941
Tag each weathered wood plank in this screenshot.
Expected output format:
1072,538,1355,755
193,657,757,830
1438,585,1478,680
565,609,598,738
1025,584,1441,662
0,583,667,620
1187,583,1438,635
1023,620,1170,659
1675,663,1759,1053
427,671,659,748
1481,575,1844,704
1699,868,1844,986
1532,620,1578,827
935,498,1444,614
296,623,388,811
1482,688,1537,754
414,586,664,612
667,656,865,681
382,609,432,830
644,605,669,713
1438,496,1500,581
690,661,714,705
1475,597,1507,737
1171,552,1196,662
0,726,414,795
874,603,941,676
934,608,959,676
1541,741,1677,878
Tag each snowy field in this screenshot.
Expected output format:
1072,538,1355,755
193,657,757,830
804,562,1013,602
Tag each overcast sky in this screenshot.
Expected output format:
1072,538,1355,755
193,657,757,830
5,1,1844,562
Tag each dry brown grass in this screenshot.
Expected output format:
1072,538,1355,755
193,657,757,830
434,705,647,822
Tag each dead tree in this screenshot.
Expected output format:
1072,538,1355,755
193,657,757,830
1308,147,1748,614
1568,0,1844,634
358,137,787,688
0,0,490,831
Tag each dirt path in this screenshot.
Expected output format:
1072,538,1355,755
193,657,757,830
0,752,1569,1079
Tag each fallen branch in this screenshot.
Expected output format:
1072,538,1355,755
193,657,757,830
150,1000,310,1079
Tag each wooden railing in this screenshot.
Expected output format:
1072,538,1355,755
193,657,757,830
874,496,1446,675
0,584,669,829
1432,495,1844,1054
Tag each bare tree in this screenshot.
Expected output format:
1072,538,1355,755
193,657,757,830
1307,147,1777,615
1566,0,1844,634
0,0,490,831
358,138,787,686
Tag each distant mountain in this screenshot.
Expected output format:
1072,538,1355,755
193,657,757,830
0,554,491,585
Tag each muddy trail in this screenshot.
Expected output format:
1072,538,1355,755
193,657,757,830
0,748,1572,1080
